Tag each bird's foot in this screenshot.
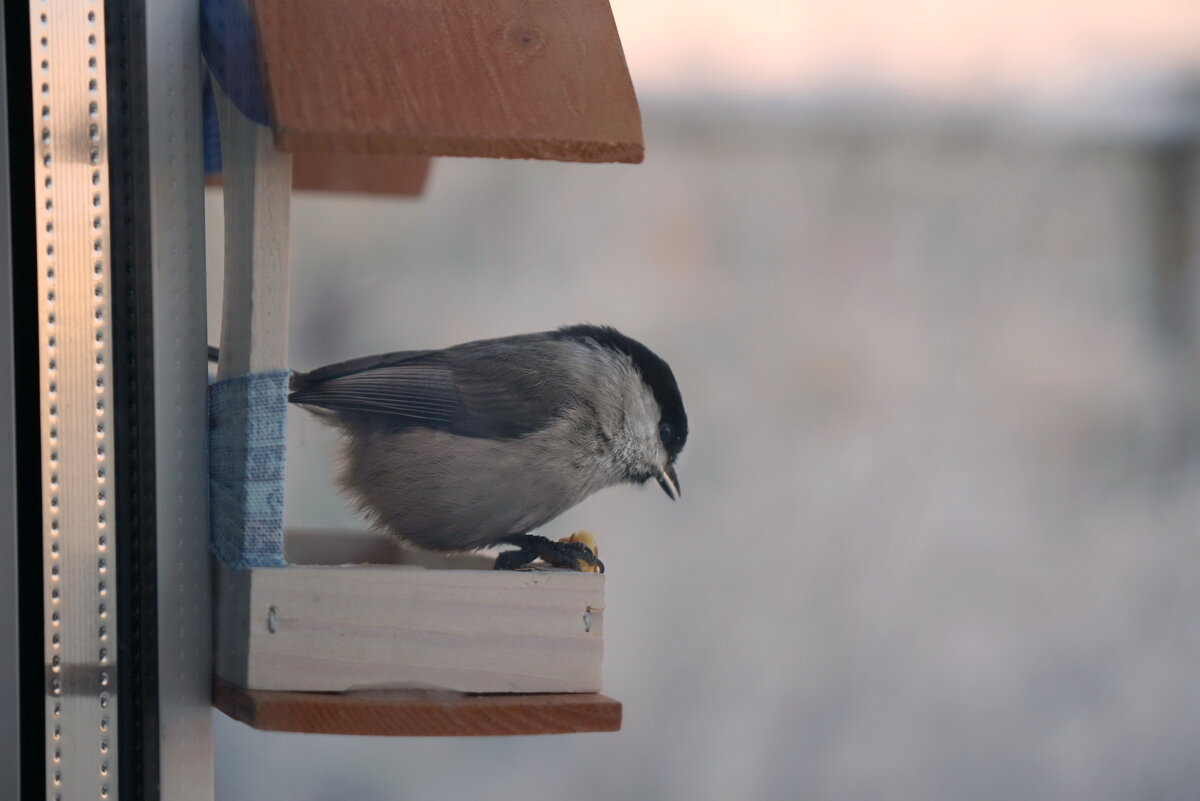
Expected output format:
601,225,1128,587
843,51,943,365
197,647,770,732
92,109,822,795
493,533,604,573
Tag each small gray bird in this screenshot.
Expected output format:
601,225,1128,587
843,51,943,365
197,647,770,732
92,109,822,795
287,324,688,571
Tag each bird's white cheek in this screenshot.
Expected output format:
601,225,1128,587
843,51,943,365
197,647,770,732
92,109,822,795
635,429,667,472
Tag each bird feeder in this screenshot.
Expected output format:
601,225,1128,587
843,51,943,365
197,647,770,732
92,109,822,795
204,0,640,735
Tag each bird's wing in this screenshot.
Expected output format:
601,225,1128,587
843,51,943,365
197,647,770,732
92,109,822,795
287,345,572,438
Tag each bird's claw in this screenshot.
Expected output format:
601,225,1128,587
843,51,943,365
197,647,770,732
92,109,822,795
546,541,605,573
493,534,605,573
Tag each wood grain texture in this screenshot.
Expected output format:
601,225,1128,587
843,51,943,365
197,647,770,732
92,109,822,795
214,558,606,694
214,677,622,736
251,0,644,163
213,85,292,380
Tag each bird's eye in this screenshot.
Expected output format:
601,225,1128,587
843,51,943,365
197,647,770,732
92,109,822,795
659,422,675,443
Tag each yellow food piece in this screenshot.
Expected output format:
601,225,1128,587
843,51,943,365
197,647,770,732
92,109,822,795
559,531,600,572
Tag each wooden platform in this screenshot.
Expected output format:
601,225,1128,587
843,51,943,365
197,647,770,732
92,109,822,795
214,551,606,695
214,678,622,736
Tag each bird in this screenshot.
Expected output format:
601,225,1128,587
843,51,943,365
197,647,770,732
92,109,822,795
286,324,688,571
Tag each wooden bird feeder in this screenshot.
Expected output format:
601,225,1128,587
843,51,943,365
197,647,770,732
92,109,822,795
204,0,641,735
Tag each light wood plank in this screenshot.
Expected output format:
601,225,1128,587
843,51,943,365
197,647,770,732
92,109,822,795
213,84,292,380
214,677,622,736
215,559,605,694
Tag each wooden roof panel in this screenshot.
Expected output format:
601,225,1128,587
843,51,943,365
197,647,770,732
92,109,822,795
252,0,644,163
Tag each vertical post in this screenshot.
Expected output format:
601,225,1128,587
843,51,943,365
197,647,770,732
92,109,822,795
145,0,215,795
213,86,291,380
206,72,292,568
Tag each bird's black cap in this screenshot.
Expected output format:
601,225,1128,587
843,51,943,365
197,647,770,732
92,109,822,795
556,324,688,458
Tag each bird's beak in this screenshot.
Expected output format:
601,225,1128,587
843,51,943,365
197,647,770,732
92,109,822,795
656,464,681,501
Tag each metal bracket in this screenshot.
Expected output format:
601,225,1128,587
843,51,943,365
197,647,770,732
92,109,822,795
29,0,118,797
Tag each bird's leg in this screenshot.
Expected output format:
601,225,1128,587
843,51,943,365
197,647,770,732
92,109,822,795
493,542,539,571
493,533,605,573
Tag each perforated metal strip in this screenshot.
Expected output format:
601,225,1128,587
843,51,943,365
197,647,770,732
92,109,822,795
30,0,117,798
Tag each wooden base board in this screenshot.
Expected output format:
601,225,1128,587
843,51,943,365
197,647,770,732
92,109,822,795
214,677,622,736
216,531,606,694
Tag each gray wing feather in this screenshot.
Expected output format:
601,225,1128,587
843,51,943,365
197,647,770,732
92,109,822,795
288,339,575,438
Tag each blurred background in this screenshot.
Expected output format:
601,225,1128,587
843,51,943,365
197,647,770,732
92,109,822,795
207,2,1200,798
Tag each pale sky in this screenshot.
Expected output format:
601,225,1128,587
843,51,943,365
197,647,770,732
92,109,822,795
610,0,1200,97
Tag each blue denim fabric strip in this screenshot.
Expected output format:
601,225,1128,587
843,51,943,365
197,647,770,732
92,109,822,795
209,370,290,567
202,74,222,174
200,0,271,174
200,0,270,125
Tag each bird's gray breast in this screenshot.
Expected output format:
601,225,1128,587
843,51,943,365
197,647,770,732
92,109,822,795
338,417,619,551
